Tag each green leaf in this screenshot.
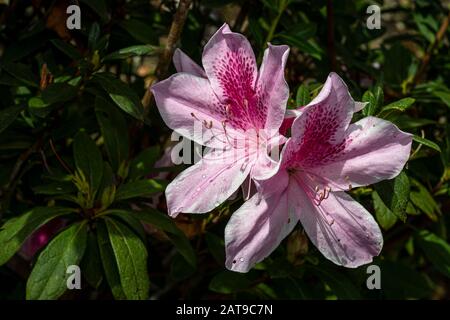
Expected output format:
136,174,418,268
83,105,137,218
26,222,88,300
416,231,450,279
119,20,157,44
104,217,149,300
392,115,435,130
0,207,74,266
115,179,166,201
103,45,157,61
311,264,362,299
80,0,108,21
413,135,441,152
205,232,225,265
410,179,440,220
108,210,147,243
362,86,383,116
0,105,22,134
374,171,410,222
81,231,103,289
170,253,196,281
372,191,398,230
381,261,432,299
130,209,196,267
433,90,450,108
378,97,415,116
33,181,76,195
93,73,144,121
1,62,38,87
95,97,129,172
73,131,104,197
50,39,83,60
209,271,252,294
42,83,78,105
97,221,126,300
295,84,310,106
129,146,160,180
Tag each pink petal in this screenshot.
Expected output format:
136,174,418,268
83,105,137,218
290,181,383,267
258,44,290,132
307,116,412,190
225,171,296,272
173,48,206,77
202,24,262,130
282,73,361,170
165,147,252,216
151,73,239,148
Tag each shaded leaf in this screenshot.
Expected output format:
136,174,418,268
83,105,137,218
0,207,74,266
26,222,88,300
105,218,149,300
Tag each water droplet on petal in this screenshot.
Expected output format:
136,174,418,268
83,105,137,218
202,174,206,179
239,258,244,262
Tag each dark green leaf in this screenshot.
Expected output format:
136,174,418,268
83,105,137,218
372,191,397,230
0,106,22,134
1,62,38,87
97,220,126,300
42,83,78,105
115,179,166,201
413,135,441,152
104,218,149,300
50,39,83,60
374,171,410,222
205,232,225,265
81,231,103,289
119,20,157,44
0,207,74,265
95,97,129,172
103,45,157,61
26,222,88,300
309,265,361,299
378,98,415,116
416,231,450,279
80,0,108,21
362,85,383,116
410,179,440,220
129,146,160,180
295,84,310,106
93,73,144,121
209,271,252,294
130,209,196,267
33,181,76,195
73,131,104,197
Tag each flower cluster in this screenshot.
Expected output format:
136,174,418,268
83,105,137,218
151,24,412,272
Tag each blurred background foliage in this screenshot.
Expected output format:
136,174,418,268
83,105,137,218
0,0,449,300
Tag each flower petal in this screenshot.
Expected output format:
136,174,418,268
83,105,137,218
258,44,290,132
307,116,412,190
202,23,257,100
202,24,262,130
290,182,383,268
225,171,296,272
151,73,239,147
173,48,206,77
282,73,360,169
165,147,252,217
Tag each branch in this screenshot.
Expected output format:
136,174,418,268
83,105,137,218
141,0,193,111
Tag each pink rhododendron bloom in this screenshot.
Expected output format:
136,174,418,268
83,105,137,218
225,73,413,272
151,24,289,216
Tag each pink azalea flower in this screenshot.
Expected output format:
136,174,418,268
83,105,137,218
225,73,413,272
151,24,289,216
